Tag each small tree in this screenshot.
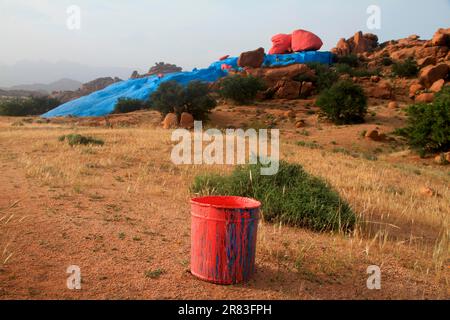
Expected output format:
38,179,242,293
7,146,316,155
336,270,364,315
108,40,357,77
149,81,184,117
113,98,146,114
396,87,450,156
219,75,265,105
183,81,217,120
316,80,368,125
149,80,216,120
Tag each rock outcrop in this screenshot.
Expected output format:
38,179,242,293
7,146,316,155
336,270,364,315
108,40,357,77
332,31,379,56
243,63,315,100
419,63,449,88
238,48,266,68
432,28,450,47
130,62,183,79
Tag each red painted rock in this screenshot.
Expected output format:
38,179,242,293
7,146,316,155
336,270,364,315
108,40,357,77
269,34,292,55
291,29,323,52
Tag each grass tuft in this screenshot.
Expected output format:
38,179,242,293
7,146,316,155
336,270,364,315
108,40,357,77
191,161,356,232
59,134,104,147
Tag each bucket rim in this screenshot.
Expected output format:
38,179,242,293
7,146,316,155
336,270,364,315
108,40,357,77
191,196,261,210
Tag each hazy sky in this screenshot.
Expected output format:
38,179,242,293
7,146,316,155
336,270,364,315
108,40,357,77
1,0,449,72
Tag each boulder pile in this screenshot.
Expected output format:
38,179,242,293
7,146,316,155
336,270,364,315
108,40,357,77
162,112,195,129
331,28,449,102
243,63,315,99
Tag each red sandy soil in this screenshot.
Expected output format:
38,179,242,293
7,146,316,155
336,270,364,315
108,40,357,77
0,102,448,300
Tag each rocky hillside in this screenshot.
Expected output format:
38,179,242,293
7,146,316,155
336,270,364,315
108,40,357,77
226,28,449,104
51,77,122,103
332,28,449,101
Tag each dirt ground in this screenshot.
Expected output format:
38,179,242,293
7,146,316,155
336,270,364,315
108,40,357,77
0,101,448,300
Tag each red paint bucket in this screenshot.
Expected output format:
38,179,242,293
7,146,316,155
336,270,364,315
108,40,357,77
191,196,261,285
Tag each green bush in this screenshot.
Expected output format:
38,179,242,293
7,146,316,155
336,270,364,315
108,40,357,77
316,80,368,125
219,75,265,105
336,54,359,67
392,57,419,78
381,56,393,66
304,63,339,93
59,134,104,147
150,80,216,120
182,81,217,120
0,96,60,116
149,81,184,116
191,161,356,232
113,98,146,114
395,87,450,155
334,63,380,78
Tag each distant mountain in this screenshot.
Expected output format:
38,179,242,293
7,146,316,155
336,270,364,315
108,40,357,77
0,60,135,88
7,78,83,93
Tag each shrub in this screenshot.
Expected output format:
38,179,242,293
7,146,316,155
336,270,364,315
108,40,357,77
381,56,393,66
316,80,368,124
191,161,356,232
182,81,217,120
334,63,380,78
395,87,450,155
113,98,146,114
334,63,354,76
59,134,104,147
219,75,265,105
149,81,184,116
304,63,339,93
350,68,381,78
336,54,359,67
0,96,60,116
392,57,418,77
150,80,216,120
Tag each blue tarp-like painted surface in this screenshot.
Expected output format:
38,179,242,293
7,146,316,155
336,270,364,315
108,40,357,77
42,51,332,118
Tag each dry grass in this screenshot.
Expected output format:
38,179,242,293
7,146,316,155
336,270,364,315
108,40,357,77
0,118,448,299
